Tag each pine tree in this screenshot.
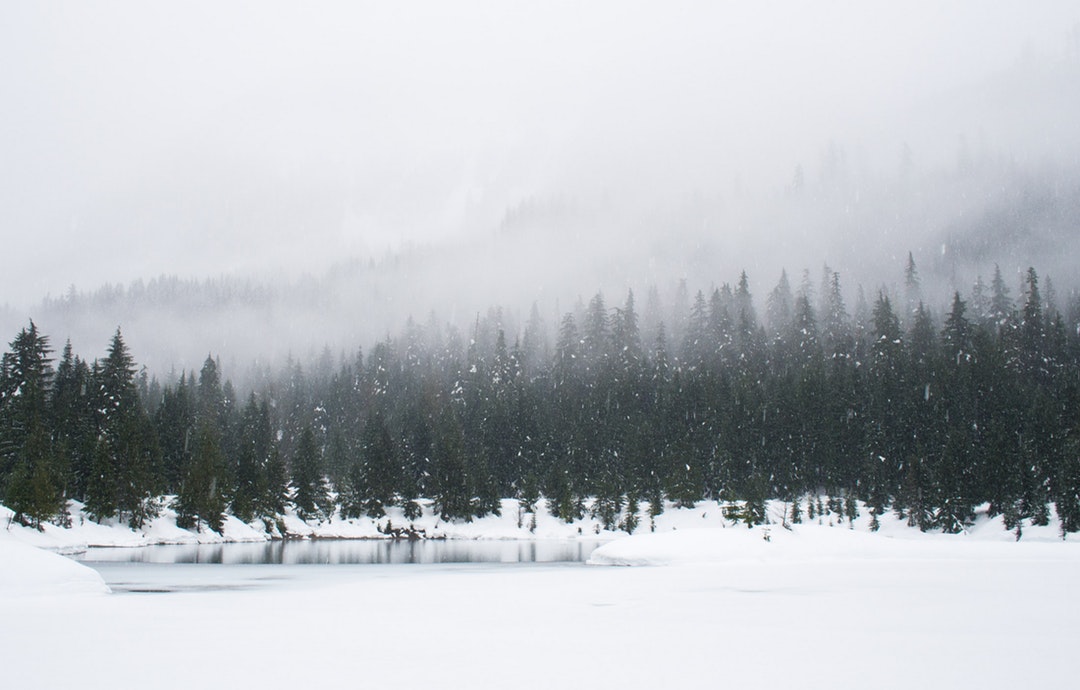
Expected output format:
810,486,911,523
86,329,159,527
84,432,118,523
231,393,266,522
766,270,794,343
706,288,734,372
5,425,63,529
645,484,664,531
51,341,94,503
430,410,474,521
155,373,194,495
582,292,609,372
819,270,851,359
789,493,803,524
521,302,548,375
611,289,643,373
990,264,1013,329
263,447,290,516
863,293,904,516
291,425,329,521
338,457,367,520
359,410,399,517
552,313,579,386
622,494,640,534
942,293,972,364
0,322,65,527
683,290,709,369
903,251,922,323
516,471,541,514
175,420,227,532
1018,267,1046,380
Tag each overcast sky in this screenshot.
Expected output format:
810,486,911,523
2,1,1079,311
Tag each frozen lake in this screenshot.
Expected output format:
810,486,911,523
74,537,605,565
8,528,1080,689
73,538,606,593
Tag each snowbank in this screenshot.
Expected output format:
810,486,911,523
2,500,277,553
0,529,109,598
586,522,933,566
3,495,1077,559
5,498,1080,690
587,519,1080,567
285,498,630,540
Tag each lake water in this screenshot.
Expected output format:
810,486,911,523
75,538,605,565
73,539,607,593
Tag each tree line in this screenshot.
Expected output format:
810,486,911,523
3,257,1080,538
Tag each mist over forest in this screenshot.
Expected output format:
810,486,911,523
7,140,1080,383
2,2,1080,381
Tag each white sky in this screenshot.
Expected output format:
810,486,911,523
2,1,1079,309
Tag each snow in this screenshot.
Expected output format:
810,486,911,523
5,495,1076,555
0,527,109,599
587,520,1080,567
2,500,271,552
4,500,1080,688
2,497,646,551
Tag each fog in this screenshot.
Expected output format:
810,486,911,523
2,1,1080,375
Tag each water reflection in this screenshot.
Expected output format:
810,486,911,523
76,539,605,566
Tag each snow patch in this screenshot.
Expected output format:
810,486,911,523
0,521,109,598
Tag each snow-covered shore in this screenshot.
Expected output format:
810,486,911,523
4,498,1080,689
3,501,1080,690
586,517,1080,567
0,535,109,599
2,496,1076,604
2,497,635,553
4,495,1076,557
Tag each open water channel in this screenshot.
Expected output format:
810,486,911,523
73,539,607,594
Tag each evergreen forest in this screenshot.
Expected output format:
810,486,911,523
3,258,1080,539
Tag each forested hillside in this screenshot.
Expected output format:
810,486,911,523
3,259,1080,538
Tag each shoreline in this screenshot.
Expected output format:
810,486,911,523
6,494,1078,556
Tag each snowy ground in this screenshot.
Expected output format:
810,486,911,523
4,494,1075,553
1,497,649,552
3,501,1080,689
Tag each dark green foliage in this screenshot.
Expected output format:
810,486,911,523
665,458,704,509
6,258,1080,543
623,494,640,534
338,459,367,520
0,323,66,528
5,426,65,529
84,440,118,522
429,410,476,522
291,426,329,521
843,493,859,525
516,471,541,515
175,421,227,533
263,448,290,515
51,341,94,503
591,481,624,531
83,330,160,528
358,410,399,518
230,394,269,522
402,499,423,522
723,499,766,528
546,464,584,524
789,494,802,524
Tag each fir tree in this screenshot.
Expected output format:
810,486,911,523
359,410,399,518
291,425,329,521
0,322,64,527
175,420,227,532
87,329,159,527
